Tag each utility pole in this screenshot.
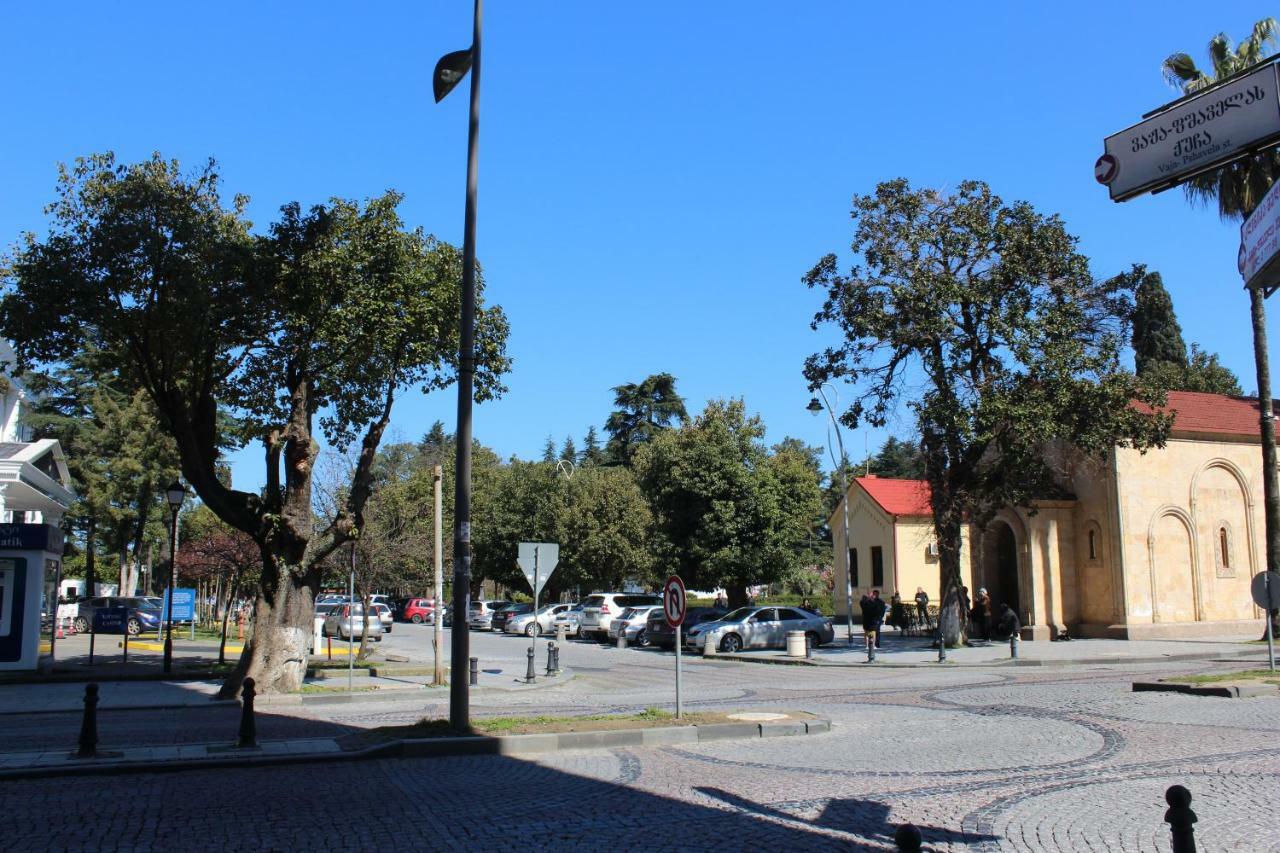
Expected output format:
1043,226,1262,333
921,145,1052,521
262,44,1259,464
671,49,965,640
433,465,445,686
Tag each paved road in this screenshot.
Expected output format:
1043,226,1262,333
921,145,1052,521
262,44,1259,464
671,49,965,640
2,626,1277,850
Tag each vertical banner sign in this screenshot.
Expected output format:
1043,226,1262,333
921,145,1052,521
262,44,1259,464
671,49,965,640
663,575,687,719
1240,177,1280,290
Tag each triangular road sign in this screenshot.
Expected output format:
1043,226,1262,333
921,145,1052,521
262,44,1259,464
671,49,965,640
517,542,559,596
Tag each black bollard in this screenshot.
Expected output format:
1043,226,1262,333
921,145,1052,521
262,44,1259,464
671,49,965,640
1164,785,1198,853
525,645,536,683
894,823,923,852
1010,634,1019,659
805,635,812,659
545,641,556,675
938,631,947,663
77,683,99,758
469,656,479,686
238,677,257,748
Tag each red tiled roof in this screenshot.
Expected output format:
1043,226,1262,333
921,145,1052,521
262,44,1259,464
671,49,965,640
856,476,932,517
1139,390,1270,438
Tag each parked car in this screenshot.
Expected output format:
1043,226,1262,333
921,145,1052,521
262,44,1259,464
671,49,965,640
401,598,439,624
644,605,729,650
371,602,394,633
468,600,511,631
73,596,162,636
578,593,663,642
684,606,835,653
607,605,663,646
490,602,533,633
506,603,573,636
551,604,584,637
322,604,383,642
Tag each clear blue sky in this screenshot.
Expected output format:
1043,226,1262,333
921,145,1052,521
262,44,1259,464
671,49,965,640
2,2,1274,489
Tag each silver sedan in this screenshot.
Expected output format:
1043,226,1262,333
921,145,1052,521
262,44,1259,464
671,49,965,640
506,603,573,636
684,606,834,654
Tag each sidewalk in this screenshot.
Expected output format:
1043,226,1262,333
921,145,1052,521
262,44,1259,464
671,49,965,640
718,631,1269,667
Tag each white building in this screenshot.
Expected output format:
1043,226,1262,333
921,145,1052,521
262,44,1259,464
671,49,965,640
0,340,74,525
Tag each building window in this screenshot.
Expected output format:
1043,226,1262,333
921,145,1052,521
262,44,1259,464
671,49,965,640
848,548,858,587
1214,523,1235,578
1219,528,1229,569
871,546,884,588
1088,529,1097,561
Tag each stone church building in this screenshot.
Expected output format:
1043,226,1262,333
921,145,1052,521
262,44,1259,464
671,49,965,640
829,390,1271,640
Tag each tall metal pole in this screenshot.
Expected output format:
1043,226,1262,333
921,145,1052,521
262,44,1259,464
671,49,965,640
348,541,356,692
817,385,855,647
450,0,482,730
163,506,177,673
1249,288,1280,641
433,465,445,686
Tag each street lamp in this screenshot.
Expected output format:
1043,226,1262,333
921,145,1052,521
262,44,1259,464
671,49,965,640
808,388,855,647
162,479,185,673
435,0,483,730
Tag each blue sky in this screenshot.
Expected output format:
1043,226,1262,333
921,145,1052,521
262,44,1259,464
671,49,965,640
2,2,1275,488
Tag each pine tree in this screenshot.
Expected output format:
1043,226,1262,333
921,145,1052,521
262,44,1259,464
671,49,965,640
542,435,557,462
559,436,577,462
1132,270,1188,376
581,426,606,466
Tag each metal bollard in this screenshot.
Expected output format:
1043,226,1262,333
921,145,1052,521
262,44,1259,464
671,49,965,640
555,623,567,643
1010,634,1019,659
867,633,876,663
616,631,627,649
805,635,812,659
77,683,99,758
469,656,479,686
894,823,923,852
938,630,947,663
552,642,561,674
1164,785,1198,853
525,646,536,683
545,641,556,675
238,677,257,748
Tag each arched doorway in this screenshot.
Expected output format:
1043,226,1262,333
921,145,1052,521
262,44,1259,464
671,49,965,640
989,521,1020,616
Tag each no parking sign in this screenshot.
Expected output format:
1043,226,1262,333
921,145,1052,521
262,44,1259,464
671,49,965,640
663,575,686,628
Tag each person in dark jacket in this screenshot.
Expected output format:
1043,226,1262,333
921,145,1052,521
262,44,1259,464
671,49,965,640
971,587,992,641
993,603,1020,641
860,589,888,649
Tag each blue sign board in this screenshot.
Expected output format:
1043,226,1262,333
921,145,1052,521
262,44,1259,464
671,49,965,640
92,606,128,634
162,588,196,621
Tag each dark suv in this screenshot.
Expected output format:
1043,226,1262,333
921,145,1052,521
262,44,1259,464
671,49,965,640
74,596,163,635
490,602,533,633
644,606,728,650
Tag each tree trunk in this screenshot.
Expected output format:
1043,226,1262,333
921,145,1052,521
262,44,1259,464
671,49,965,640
219,571,240,666
935,511,968,648
726,583,750,608
217,555,316,698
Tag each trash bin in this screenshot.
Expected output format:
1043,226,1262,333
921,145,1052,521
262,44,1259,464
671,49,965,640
786,630,807,657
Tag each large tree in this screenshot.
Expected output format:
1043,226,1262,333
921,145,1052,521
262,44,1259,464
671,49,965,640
635,399,822,607
1164,17,1280,631
1127,265,1242,395
605,373,688,465
2,153,509,694
804,179,1168,645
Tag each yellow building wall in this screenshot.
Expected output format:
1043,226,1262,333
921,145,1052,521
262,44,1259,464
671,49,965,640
893,518,972,606
830,490,895,620
1113,437,1263,633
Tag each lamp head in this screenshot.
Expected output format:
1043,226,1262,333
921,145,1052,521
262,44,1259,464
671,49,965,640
806,397,824,416
433,48,474,103
165,480,186,512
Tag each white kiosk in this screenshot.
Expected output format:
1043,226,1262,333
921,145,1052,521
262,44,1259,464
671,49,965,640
0,524,65,672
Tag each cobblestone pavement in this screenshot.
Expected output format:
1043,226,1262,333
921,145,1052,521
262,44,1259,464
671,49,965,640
1,631,1277,851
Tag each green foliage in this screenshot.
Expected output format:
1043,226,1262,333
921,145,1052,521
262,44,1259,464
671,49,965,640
559,435,577,463
580,425,606,466
804,178,1169,643
635,399,823,606
605,373,688,465
1131,269,1187,376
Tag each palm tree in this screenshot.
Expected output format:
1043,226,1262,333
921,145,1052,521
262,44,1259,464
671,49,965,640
1162,18,1280,219
604,373,688,464
1164,19,1280,628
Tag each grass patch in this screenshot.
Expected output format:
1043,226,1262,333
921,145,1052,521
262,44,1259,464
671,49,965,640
309,659,376,670
1168,669,1280,686
297,684,380,694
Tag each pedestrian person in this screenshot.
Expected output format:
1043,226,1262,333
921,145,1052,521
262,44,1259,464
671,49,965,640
713,592,727,610
914,586,929,622
971,587,992,641
888,591,906,633
860,589,888,649
800,596,813,613
993,603,1020,641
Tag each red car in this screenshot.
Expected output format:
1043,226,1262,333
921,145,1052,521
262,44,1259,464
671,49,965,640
401,598,438,624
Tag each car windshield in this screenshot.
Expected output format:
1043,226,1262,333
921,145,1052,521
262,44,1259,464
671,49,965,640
583,596,606,607
720,607,755,623
125,598,160,610
536,604,560,615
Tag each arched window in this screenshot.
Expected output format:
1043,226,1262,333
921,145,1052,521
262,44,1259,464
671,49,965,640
1214,523,1235,578
1219,527,1230,570
1088,529,1097,561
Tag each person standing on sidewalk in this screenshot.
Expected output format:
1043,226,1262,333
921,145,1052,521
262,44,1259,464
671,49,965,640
860,589,888,649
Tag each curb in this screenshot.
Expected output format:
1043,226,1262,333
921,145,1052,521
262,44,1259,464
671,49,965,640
712,649,1268,669
0,718,831,781
1132,680,1279,698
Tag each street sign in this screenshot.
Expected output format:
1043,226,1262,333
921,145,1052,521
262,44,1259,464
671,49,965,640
92,606,127,634
1094,153,1118,185
1240,178,1280,290
664,575,686,628
1100,60,1280,202
516,543,558,597
162,588,196,621
1251,571,1280,609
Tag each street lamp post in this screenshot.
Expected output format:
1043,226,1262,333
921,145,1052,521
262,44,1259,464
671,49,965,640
435,0,482,729
808,389,855,647
162,480,185,673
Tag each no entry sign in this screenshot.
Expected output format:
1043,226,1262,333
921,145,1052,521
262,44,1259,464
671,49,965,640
663,575,686,628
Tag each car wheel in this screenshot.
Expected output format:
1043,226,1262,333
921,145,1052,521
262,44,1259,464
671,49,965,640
719,633,742,653
126,618,142,636
525,622,540,637
74,617,89,633
806,631,820,649
411,614,423,624
635,629,650,647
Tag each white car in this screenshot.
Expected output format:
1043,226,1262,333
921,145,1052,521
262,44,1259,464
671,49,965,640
578,593,663,641
551,605,584,637
506,603,574,636
371,602,394,633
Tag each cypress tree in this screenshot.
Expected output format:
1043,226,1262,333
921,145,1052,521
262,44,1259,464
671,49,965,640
1132,270,1188,376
